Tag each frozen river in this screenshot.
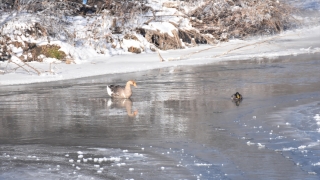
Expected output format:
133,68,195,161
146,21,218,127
1,54,320,180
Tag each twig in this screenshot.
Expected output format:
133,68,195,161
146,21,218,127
167,43,220,61
0,63,4,75
44,62,57,74
20,60,41,75
157,49,165,62
167,34,289,62
5,60,11,73
211,36,282,58
8,60,31,74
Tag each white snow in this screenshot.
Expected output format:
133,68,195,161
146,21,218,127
298,145,307,149
257,143,265,148
312,162,320,166
133,153,143,157
117,163,126,167
247,141,255,146
142,22,177,37
314,114,320,121
108,157,121,162
77,151,84,154
283,147,297,151
195,163,212,167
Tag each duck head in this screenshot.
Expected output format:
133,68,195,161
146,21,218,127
235,92,241,99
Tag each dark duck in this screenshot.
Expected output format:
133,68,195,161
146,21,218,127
231,92,243,101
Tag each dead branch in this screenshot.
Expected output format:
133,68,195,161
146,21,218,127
167,34,293,62
8,60,31,74
167,44,219,61
20,60,41,75
211,36,282,59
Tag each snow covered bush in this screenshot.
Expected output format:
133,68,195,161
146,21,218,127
0,0,298,63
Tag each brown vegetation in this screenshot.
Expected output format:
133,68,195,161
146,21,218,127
189,0,295,40
0,35,65,62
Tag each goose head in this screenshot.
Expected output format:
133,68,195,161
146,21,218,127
128,80,137,87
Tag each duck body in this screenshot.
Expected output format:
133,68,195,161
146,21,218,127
231,92,243,100
107,80,137,99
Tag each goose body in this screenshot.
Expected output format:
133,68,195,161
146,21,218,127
107,80,137,99
231,92,243,100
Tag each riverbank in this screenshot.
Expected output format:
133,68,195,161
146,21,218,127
1,25,320,86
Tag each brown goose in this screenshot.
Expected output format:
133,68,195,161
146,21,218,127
107,80,137,99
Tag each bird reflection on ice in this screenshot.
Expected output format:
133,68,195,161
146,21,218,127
107,98,138,117
232,99,242,106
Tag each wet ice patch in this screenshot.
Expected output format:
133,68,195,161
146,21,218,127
0,145,150,180
0,143,225,180
266,102,320,174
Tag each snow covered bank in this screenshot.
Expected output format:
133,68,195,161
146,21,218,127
1,25,320,86
0,0,319,86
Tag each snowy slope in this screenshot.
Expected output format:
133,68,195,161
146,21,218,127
0,0,320,85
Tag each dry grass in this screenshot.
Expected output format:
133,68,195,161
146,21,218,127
137,0,297,51
189,0,297,40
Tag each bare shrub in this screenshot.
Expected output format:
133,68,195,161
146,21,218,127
189,0,296,40
128,46,141,54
